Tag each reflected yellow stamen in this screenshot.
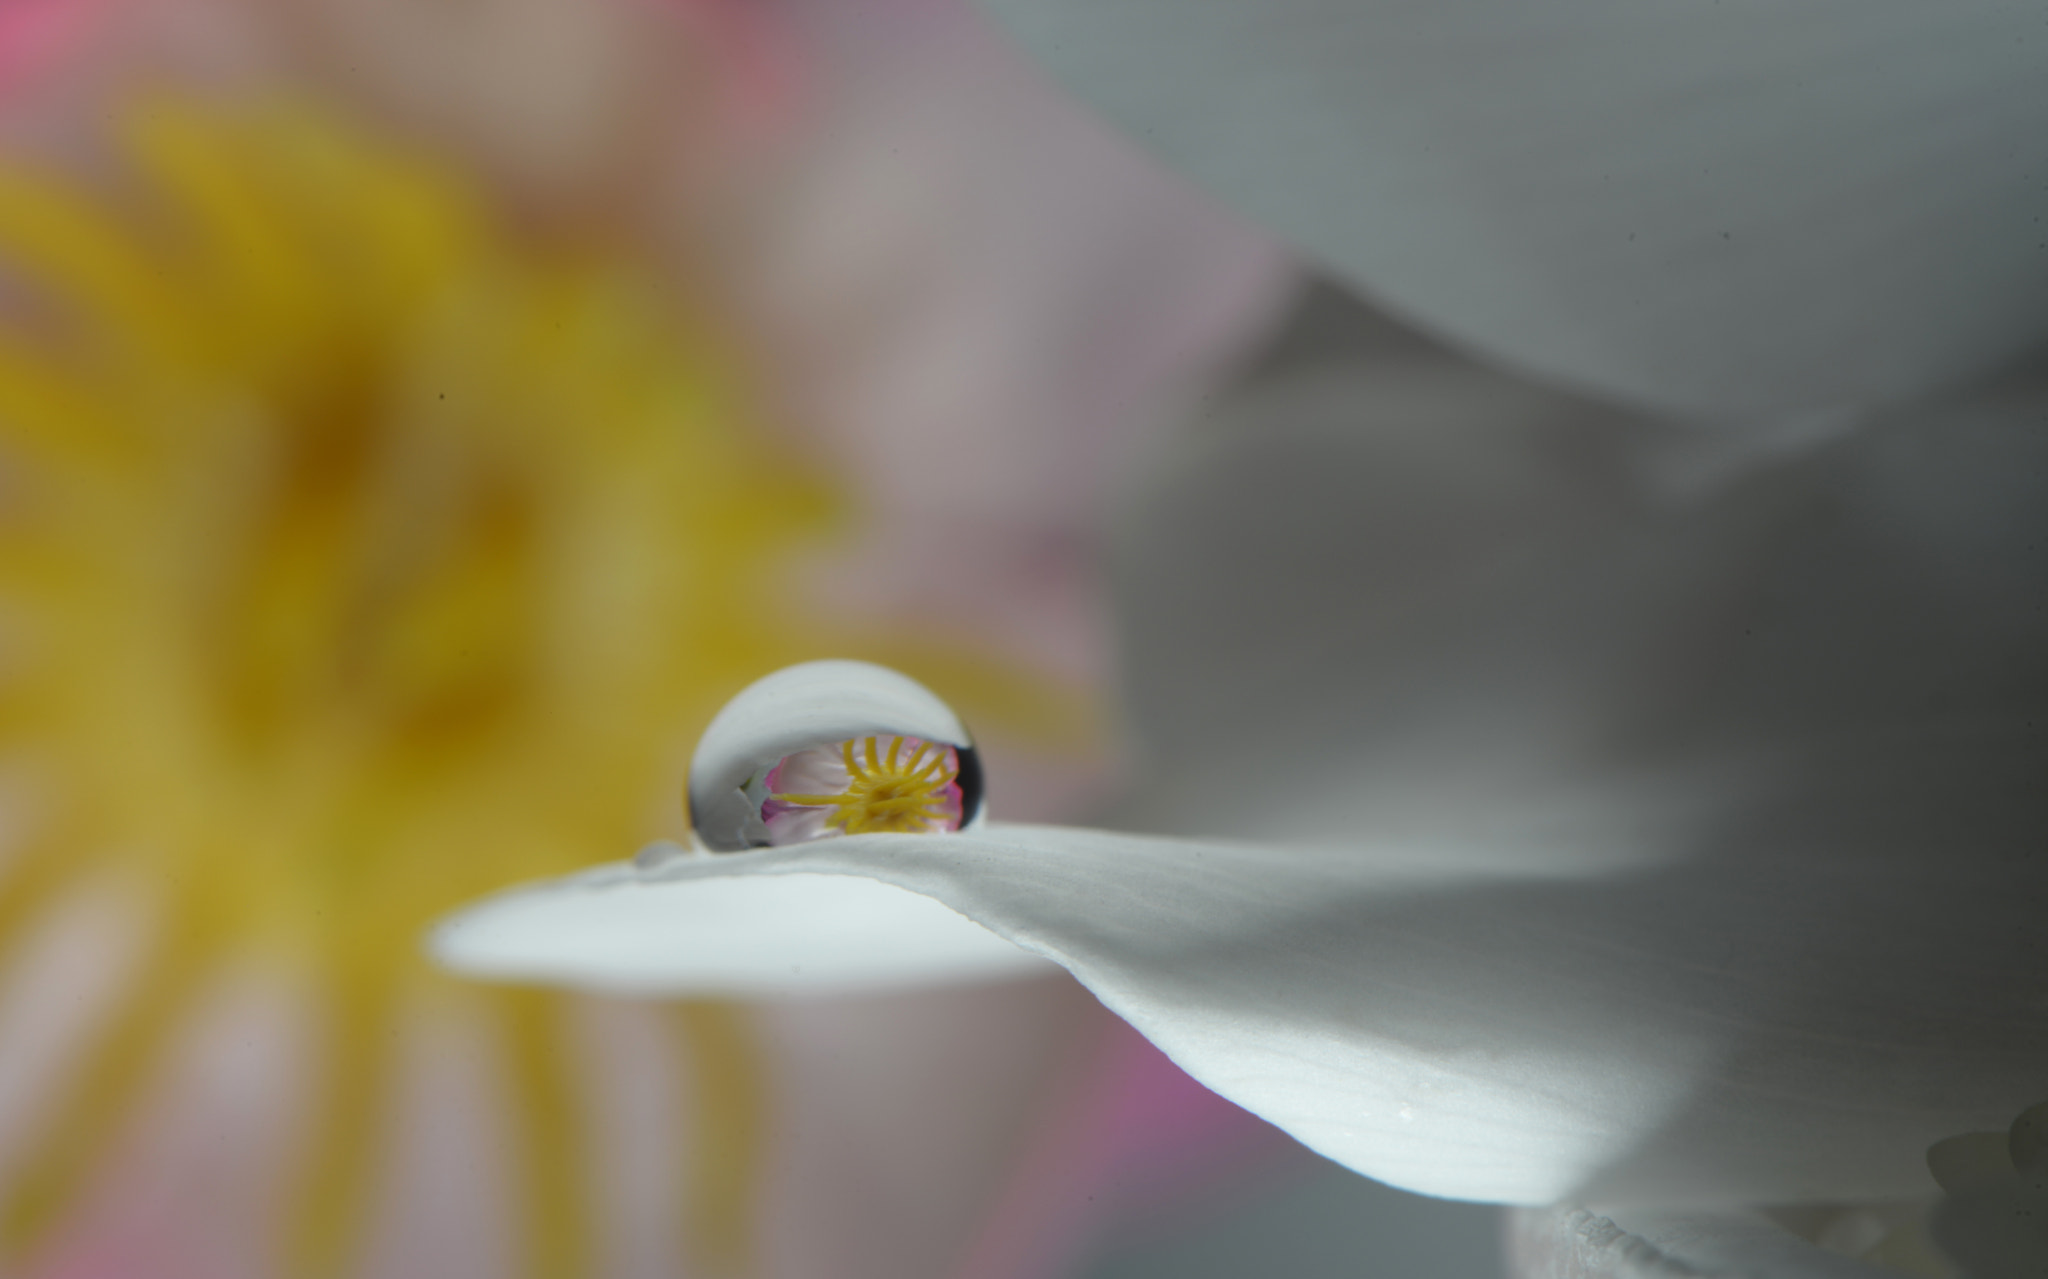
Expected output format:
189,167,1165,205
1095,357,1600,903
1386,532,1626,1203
773,734,962,835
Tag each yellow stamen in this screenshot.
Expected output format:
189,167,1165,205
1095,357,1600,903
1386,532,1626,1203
0,891,212,1251
675,1002,764,1276
772,734,963,836
286,970,400,1278
0,96,841,1273
501,988,590,1279
0,92,1078,1274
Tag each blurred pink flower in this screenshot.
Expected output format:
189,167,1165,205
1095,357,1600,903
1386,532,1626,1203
0,0,105,99
728,0,1294,686
0,2,1296,1278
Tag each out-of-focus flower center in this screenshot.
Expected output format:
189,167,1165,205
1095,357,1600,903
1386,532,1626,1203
0,95,847,1276
766,735,965,838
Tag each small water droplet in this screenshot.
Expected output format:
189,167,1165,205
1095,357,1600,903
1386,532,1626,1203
687,661,984,852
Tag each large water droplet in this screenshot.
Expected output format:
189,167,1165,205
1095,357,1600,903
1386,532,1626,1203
687,661,984,852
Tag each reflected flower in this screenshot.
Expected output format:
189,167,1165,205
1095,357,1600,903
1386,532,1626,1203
689,661,983,852
761,736,967,842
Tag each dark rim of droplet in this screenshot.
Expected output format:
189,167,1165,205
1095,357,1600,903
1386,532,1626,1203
952,743,985,829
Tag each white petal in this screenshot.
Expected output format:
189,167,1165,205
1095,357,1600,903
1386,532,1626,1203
968,0,2048,420
1508,1207,1909,1279
1104,340,2048,1206
433,801,2046,1208
433,852,1055,997
437,354,2048,1207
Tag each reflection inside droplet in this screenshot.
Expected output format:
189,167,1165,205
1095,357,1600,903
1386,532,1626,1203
686,660,985,852
759,735,978,844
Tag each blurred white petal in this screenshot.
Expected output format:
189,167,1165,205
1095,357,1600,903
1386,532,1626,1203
968,0,2048,421
1508,1207,1908,1279
1105,296,2048,1207
436,857,1055,996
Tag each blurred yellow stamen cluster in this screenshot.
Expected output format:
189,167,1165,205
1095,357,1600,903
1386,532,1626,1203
0,95,846,1276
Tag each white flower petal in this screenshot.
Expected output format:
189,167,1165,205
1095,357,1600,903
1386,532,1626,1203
433,798,2046,1208
968,0,2048,420
1119,306,2048,856
434,854,1055,997
1508,1207,1909,1279
438,344,2048,1208
1106,331,2048,1207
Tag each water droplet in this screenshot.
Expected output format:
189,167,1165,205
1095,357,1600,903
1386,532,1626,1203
687,661,984,852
